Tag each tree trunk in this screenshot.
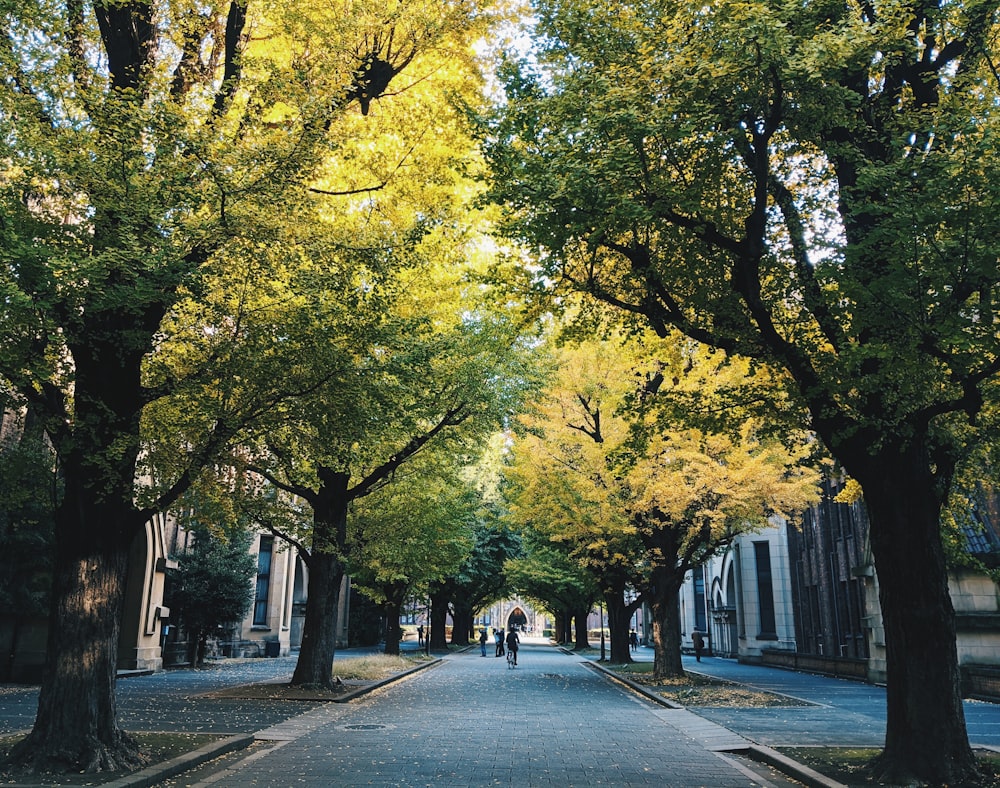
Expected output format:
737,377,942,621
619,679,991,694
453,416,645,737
553,611,565,643
292,550,344,688
855,443,977,784
381,582,408,656
428,588,450,650
291,470,348,689
10,497,142,772
573,607,591,649
9,344,150,773
603,591,633,664
648,563,684,678
450,602,473,645
382,602,403,656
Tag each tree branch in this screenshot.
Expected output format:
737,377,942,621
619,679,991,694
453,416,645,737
349,404,469,499
212,2,247,115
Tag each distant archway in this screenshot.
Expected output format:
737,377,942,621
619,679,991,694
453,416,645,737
506,607,528,631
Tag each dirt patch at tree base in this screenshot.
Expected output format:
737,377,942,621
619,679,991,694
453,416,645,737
777,746,1000,787
0,732,230,786
608,665,811,707
205,680,368,701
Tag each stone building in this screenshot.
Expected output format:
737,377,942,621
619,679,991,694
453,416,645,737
678,477,1000,694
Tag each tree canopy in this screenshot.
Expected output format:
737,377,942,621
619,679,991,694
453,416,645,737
484,0,1000,779
506,330,819,670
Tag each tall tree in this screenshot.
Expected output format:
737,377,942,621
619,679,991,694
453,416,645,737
506,337,646,663
504,538,597,648
485,0,1000,779
508,333,818,673
240,308,539,686
0,0,469,772
347,452,478,656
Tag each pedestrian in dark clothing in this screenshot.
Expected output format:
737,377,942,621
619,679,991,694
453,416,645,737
479,628,488,656
505,628,520,666
692,630,705,662
629,630,639,651
417,625,424,647
495,628,505,657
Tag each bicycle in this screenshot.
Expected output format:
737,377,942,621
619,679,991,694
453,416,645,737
507,648,516,669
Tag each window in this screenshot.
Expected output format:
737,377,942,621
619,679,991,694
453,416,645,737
253,536,273,626
753,541,777,639
694,571,707,633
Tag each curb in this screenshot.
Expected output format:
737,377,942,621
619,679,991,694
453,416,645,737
745,744,847,788
332,657,443,702
570,652,846,788
101,733,255,788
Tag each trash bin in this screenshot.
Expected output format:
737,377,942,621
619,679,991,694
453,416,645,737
264,640,281,658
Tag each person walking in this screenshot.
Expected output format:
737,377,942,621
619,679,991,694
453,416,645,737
505,628,520,666
417,625,424,647
629,630,638,651
479,627,488,657
495,628,505,657
692,630,705,662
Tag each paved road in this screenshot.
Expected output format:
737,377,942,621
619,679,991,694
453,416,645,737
620,647,1000,749
176,642,785,787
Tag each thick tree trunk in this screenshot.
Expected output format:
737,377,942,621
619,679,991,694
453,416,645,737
428,589,450,650
573,607,591,649
553,611,565,643
856,444,977,784
10,342,151,773
450,602,473,645
382,600,403,656
11,496,142,772
292,550,344,688
604,592,633,664
292,470,348,689
648,564,683,678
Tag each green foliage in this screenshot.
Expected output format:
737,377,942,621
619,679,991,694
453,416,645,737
0,427,56,618
165,521,256,646
484,0,1000,481
504,537,597,616
430,513,523,613
347,451,480,601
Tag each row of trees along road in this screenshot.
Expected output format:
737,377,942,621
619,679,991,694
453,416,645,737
505,330,819,671
0,0,532,773
483,0,1000,782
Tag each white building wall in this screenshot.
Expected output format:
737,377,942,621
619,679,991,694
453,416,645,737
681,517,798,660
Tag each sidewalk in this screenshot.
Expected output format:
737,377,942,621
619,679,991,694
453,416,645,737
604,646,1000,749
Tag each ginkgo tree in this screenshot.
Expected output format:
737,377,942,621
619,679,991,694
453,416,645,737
0,0,485,773
486,0,1000,779
346,451,481,656
508,329,819,675
504,536,598,648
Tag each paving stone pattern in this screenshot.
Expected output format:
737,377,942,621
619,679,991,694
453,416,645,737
189,644,763,787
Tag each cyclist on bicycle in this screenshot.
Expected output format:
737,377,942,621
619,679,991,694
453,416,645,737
505,628,520,666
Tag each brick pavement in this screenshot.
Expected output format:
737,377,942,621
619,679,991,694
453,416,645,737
181,642,782,787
